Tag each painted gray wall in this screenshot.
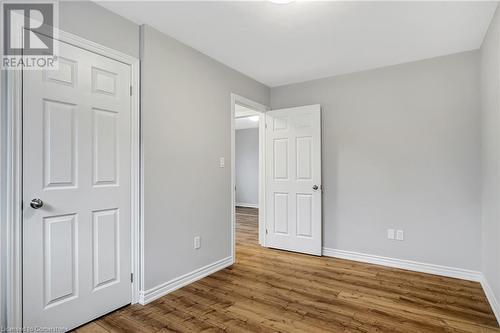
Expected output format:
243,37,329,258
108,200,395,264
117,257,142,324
480,6,500,306
59,1,140,58
141,25,269,290
235,128,259,206
271,51,481,270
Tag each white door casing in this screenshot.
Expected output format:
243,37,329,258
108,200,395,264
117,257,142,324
265,105,322,255
230,93,269,255
23,40,132,330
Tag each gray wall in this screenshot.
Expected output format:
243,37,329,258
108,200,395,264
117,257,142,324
235,128,259,206
271,51,481,270
141,25,269,290
60,1,140,58
481,6,500,307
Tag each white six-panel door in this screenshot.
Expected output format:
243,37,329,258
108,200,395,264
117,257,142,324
23,40,132,330
265,105,322,255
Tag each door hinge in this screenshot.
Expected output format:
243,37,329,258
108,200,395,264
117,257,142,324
21,200,24,210
130,273,134,283
130,86,133,96
266,229,268,235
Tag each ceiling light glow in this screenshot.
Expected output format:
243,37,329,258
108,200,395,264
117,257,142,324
249,116,259,122
269,0,295,4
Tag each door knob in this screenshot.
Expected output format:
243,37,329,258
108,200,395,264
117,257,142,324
30,198,44,209
312,185,319,191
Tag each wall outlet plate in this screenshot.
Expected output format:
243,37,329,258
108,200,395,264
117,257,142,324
387,229,395,240
194,236,201,249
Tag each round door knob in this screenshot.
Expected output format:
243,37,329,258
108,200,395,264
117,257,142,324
312,185,319,191
30,198,44,209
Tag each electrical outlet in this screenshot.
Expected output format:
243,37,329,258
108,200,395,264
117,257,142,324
219,157,225,168
396,230,404,241
387,229,395,240
194,236,201,249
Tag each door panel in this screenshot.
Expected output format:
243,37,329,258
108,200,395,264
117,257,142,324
92,209,120,290
296,193,313,237
273,139,289,180
43,214,78,308
296,136,312,180
23,40,132,330
274,193,289,234
92,108,118,186
43,100,77,188
265,105,322,255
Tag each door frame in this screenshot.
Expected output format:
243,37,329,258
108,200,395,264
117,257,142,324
230,94,269,258
2,29,141,329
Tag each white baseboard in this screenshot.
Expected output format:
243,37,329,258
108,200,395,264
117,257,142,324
481,276,500,324
139,256,234,305
236,203,258,208
322,247,482,282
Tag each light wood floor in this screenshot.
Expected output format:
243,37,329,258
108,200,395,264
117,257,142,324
77,207,499,332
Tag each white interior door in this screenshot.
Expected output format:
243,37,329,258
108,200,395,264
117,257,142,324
23,40,132,330
265,105,322,255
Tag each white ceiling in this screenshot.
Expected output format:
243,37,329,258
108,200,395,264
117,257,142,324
235,104,260,129
235,104,259,117
235,116,260,130
97,1,497,87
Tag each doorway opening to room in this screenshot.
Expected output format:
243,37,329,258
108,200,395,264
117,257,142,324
231,94,323,260
231,94,268,259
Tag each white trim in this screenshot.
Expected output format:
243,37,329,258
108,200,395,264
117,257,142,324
322,248,482,282
58,30,137,65
235,108,260,119
138,24,146,305
130,54,141,305
139,256,233,305
481,276,500,324
236,203,259,209
4,68,23,330
258,107,267,246
231,93,269,255
4,30,141,328
231,95,236,261
0,58,3,330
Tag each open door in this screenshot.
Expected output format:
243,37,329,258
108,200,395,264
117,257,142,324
265,105,322,255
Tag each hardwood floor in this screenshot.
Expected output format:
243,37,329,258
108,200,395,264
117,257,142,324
77,207,499,332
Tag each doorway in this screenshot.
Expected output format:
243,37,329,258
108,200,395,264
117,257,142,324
231,94,268,258
230,96,323,258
